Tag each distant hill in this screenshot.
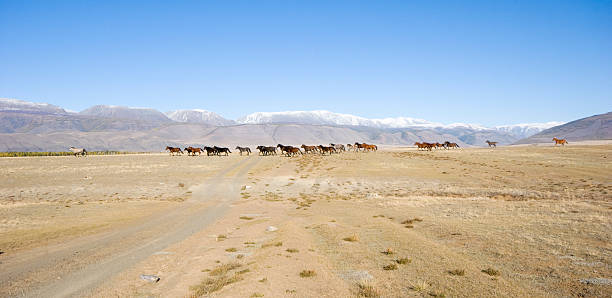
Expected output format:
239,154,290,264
79,105,171,123
515,112,612,144
0,97,574,151
165,109,235,126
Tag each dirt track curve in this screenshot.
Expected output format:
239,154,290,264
0,155,259,298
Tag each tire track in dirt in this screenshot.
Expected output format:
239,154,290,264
0,156,260,298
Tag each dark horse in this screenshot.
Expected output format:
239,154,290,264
257,146,277,156
203,146,217,156
214,146,231,156
235,146,251,156
485,140,498,148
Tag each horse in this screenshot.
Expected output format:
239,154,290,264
69,147,87,157
445,141,460,149
435,143,445,150
277,144,294,155
346,144,355,152
257,146,276,156
318,145,336,155
485,140,498,148
285,147,302,157
165,146,183,156
184,147,202,156
214,146,231,156
330,143,345,152
203,146,217,156
301,144,318,154
553,138,568,146
235,146,251,156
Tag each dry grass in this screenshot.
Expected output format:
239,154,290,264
190,274,243,296
383,263,398,270
343,234,359,242
448,269,465,276
239,216,254,220
250,293,264,297
482,268,500,276
286,248,299,253
396,257,411,265
381,248,394,255
262,241,283,248
225,247,237,252
216,234,227,241
299,270,317,278
357,282,380,297
209,262,242,276
409,280,430,293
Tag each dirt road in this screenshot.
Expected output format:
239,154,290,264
0,155,259,297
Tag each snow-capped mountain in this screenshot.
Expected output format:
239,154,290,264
79,105,171,122
165,109,235,126
0,98,67,114
495,122,565,139
237,110,437,128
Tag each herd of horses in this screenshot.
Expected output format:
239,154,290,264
164,142,378,157
414,141,460,151
69,137,570,157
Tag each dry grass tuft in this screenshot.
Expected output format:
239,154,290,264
429,291,446,297
482,268,500,276
383,263,398,270
240,216,254,220
209,262,242,276
448,269,465,276
216,234,227,241
299,270,317,278
286,248,299,253
357,282,380,297
343,234,359,242
250,293,264,297
262,241,283,248
396,257,411,265
409,280,430,292
191,273,243,296
381,248,394,255
225,247,237,252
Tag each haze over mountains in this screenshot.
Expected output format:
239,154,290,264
1,97,603,152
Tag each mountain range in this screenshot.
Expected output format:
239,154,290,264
1,97,604,152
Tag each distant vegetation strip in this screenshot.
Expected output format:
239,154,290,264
0,151,148,157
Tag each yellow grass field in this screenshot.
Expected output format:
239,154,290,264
0,145,610,297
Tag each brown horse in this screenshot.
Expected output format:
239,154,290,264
485,140,498,148
184,147,203,156
553,138,568,146
318,145,336,155
165,146,183,156
355,142,377,152
445,142,460,149
301,144,318,154
285,147,302,157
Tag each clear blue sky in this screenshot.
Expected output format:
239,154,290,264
1,0,610,126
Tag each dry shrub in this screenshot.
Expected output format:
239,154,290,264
357,282,380,297
286,248,299,253
448,269,465,276
225,247,237,252
262,241,283,248
383,263,398,270
191,270,243,296
299,270,317,278
343,234,359,242
482,268,500,276
209,262,242,276
409,280,430,292
396,257,411,265
381,248,394,255
240,216,254,220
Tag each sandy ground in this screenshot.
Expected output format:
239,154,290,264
0,145,611,297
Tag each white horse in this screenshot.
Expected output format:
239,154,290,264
330,143,345,152
69,147,87,157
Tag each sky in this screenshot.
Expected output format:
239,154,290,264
1,0,611,126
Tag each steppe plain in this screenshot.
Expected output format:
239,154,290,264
0,144,610,297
